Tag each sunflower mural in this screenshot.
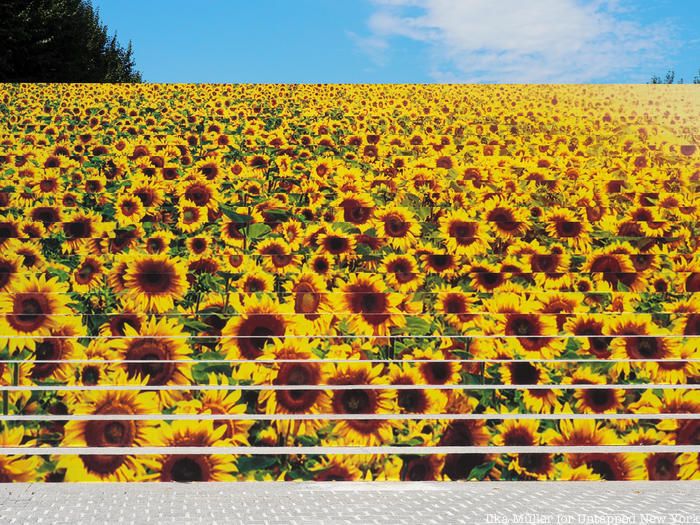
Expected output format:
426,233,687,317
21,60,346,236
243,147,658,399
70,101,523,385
0,83,698,482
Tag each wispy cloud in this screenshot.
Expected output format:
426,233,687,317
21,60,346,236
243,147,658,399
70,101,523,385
359,0,672,82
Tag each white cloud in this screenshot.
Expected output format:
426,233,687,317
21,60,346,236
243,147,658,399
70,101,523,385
361,0,671,82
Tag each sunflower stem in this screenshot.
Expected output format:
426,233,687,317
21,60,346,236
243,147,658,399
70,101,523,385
223,276,231,311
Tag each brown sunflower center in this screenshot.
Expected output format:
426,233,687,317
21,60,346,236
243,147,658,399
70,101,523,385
135,261,175,293
448,221,477,244
162,456,209,482
338,389,373,414
185,185,211,207
81,366,100,385
30,340,62,379
398,388,427,413
63,219,91,239
647,454,678,481
125,339,175,385
109,314,141,337
387,259,414,284
294,283,320,315
237,314,285,359
487,208,520,231
504,428,534,446
384,214,410,237
627,337,661,359
421,361,451,384
509,362,540,384
342,200,372,224
427,254,453,272
444,294,466,314
324,235,349,254
555,221,582,237
275,363,320,412
9,293,50,332
686,273,700,292
583,389,617,412
348,285,389,326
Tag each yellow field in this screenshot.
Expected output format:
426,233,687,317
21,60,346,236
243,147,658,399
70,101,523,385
0,84,698,481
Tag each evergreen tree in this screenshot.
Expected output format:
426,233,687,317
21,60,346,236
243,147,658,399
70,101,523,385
0,0,141,82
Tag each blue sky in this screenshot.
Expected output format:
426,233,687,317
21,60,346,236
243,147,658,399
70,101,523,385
93,0,700,83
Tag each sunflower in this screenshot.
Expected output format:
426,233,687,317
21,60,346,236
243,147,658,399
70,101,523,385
566,453,646,481
219,208,257,247
334,192,375,225
179,176,219,210
641,453,683,480
543,208,592,251
142,421,237,482
438,209,488,256
652,343,699,385
438,419,491,480
28,317,84,383
130,175,165,209
564,368,625,414
309,455,363,481
400,455,445,481
309,253,334,276
492,415,554,480
70,255,104,292
327,362,396,446
419,246,459,277
499,361,561,413
173,374,253,445
14,241,46,272
0,217,21,251
317,230,357,259
381,254,424,293
410,347,462,386
542,416,620,445
608,314,678,378
556,463,603,481
98,311,146,337
484,293,564,359
237,267,275,294
61,210,108,253
122,254,188,313
333,274,405,338
221,294,303,360
0,274,71,352
678,453,700,480
0,426,41,482
0,253,22,291
388,364,447,414
583,245,642,291
434,285,475,330
115,194,146,226
257,338,331,436
256,238,301,273
563,314,612,359
67,338,118,387
185,236,211,257
483,197,529,238
282,271,333,331
374,205,420,250
114,317,192,395
177,204,207,233
58,373,159,481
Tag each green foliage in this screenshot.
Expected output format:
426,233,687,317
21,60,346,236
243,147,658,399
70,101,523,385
649,69,700,84
0,0,141,82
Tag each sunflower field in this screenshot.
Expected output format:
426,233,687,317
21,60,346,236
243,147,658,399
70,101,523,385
0,83,698,482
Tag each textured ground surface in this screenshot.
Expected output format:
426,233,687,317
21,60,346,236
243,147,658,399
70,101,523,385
0,482,698,524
